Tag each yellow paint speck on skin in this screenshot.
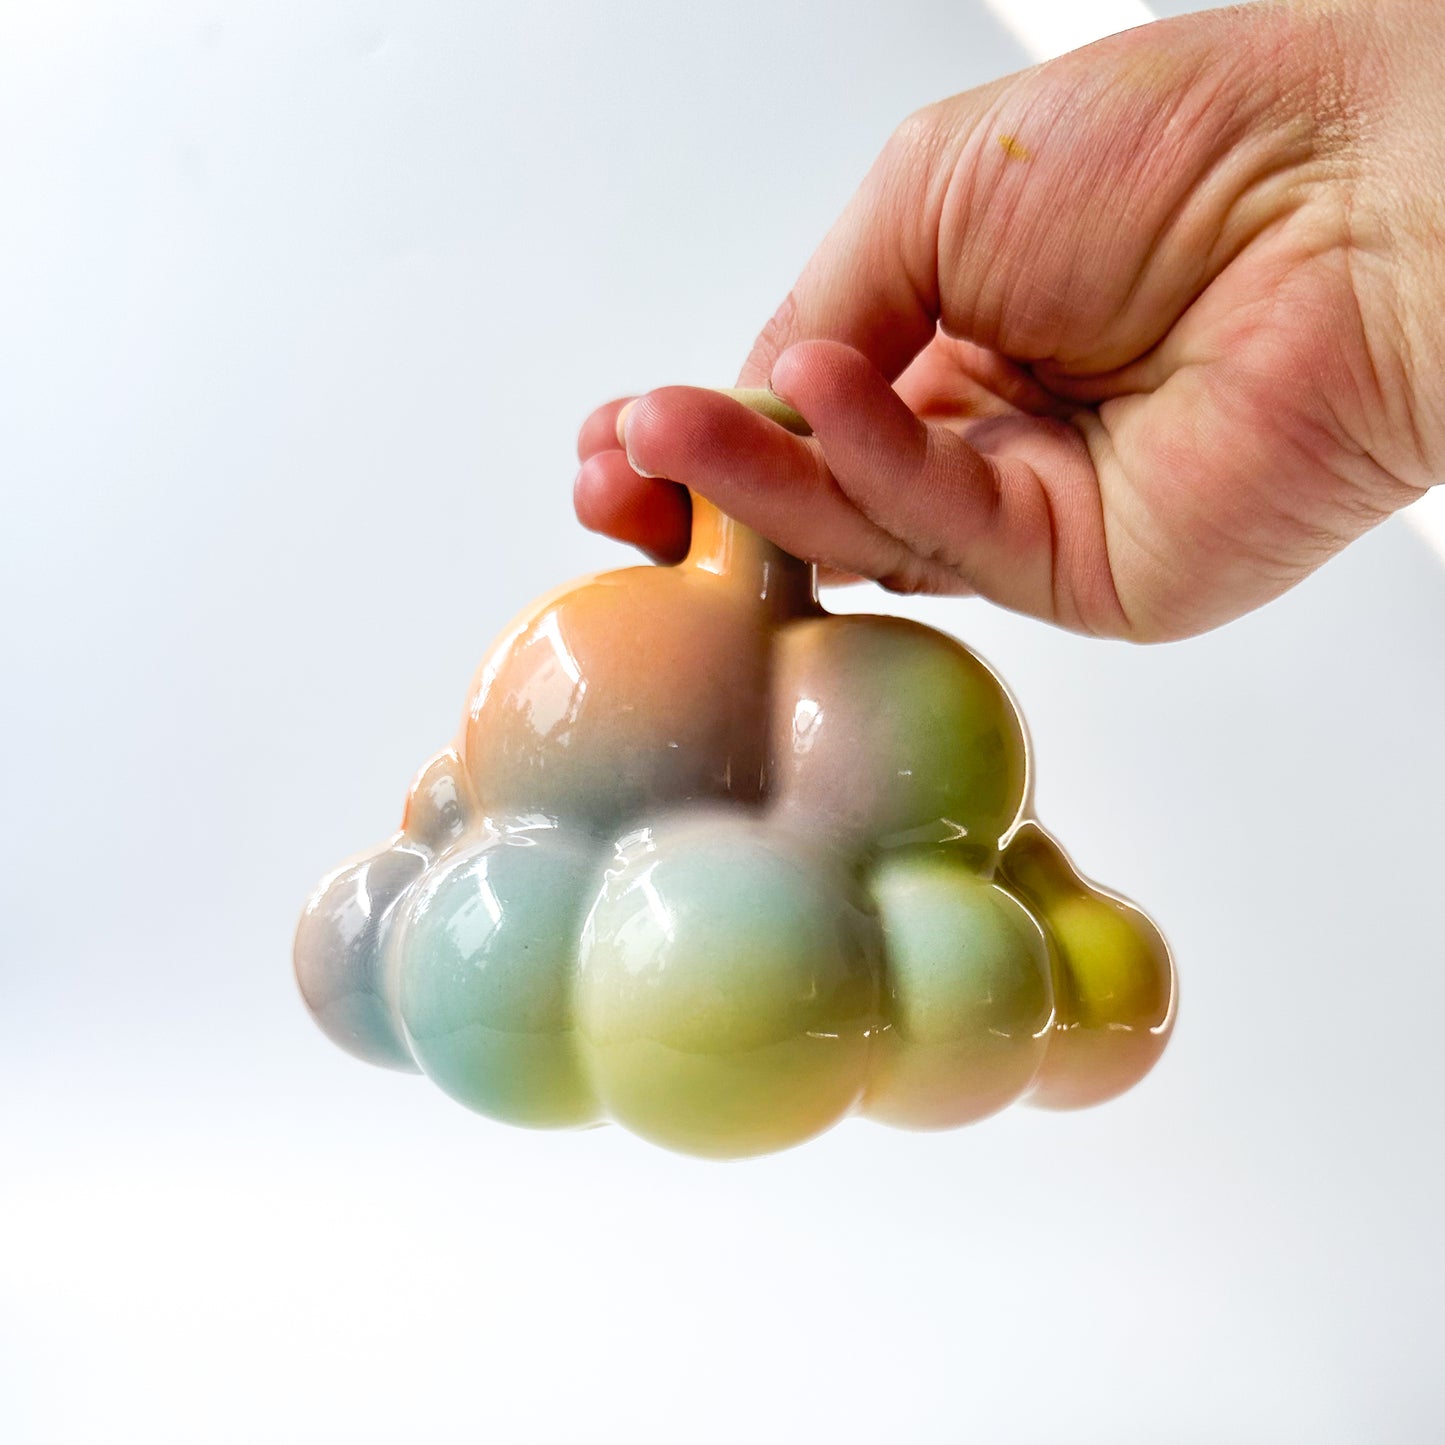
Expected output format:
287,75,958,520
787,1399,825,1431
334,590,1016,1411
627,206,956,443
997,134,1030,161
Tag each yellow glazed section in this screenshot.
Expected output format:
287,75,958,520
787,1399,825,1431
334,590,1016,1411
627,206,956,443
294,396,1176,1158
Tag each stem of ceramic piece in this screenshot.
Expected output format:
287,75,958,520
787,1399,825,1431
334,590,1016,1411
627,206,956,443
714,388,811,438
683,388,819,615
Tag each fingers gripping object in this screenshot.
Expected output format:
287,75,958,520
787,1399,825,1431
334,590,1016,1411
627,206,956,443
294,390,1176,1158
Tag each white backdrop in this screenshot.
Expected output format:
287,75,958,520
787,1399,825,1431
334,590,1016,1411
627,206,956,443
3,2,1443,1441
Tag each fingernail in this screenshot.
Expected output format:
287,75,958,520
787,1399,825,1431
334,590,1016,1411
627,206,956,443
615,400,663,478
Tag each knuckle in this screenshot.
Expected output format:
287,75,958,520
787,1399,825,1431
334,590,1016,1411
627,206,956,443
883,103,953,189
888,104,942,158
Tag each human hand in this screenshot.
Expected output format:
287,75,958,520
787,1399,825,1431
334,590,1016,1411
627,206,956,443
575,0,1444,641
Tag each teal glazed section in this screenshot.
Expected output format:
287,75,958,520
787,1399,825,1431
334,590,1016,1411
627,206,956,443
398,827,602,1129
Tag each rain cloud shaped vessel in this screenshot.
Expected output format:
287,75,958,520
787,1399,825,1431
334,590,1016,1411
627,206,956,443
295,391,1176,1158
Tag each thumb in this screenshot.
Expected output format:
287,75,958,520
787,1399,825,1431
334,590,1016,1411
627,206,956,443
736,91,1005,388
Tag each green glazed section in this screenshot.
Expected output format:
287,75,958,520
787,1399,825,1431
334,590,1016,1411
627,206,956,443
1001,821,1175,1110
577,815,881,1158
865,850,1054,1128
397,832,602,1128
772,615,1029,852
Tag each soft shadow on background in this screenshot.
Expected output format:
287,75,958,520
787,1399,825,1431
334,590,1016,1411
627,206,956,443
3,2,1443,1441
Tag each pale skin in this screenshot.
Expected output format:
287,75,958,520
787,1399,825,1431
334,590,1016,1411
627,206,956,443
574,0,1445,642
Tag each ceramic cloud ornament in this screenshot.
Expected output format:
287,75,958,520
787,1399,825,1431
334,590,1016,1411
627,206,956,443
294,389,1175,1159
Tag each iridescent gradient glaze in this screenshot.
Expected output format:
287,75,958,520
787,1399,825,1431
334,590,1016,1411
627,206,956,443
295,392,1176,1159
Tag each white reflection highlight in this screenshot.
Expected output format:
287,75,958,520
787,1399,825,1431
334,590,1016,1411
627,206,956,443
637,868,676,944
792,697,823,754
336,873,373,946
476,873,504,928
537,611,584,687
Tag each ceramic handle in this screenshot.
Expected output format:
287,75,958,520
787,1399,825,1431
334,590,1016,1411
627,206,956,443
714,387,811,437
680,389,815,601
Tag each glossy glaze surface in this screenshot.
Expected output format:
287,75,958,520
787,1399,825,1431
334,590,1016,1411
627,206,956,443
295,393,1176,1158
